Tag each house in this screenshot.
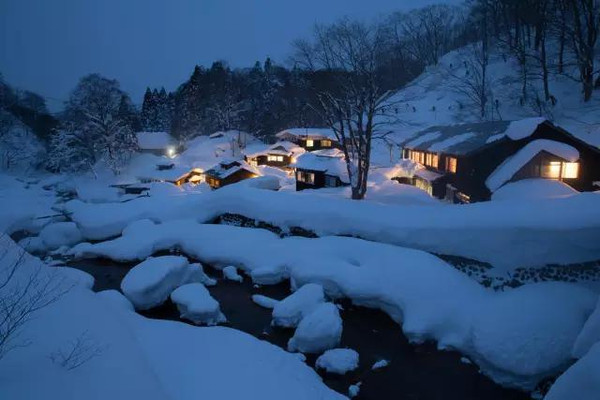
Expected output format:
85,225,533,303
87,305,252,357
276,128,339,151
244,141,305,168
203,159,260,189
136,131,181,157
398,118,600,203
294,149,350,191
138,165,203,186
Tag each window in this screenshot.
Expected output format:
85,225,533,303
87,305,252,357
306,139,314,148
296,170,315,184
415,178,433,196
431,154,439,169
249,159,258,166
419,152,425,165
325,175,338,187
267,155,285,162
562,162,579,179
425,153,432,166
321,140,332,147
542,161,562,179
446,157,457,173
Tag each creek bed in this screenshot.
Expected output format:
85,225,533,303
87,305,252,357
67,257,529,400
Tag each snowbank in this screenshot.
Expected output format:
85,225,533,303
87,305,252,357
288,303,343,354
492,179,578,201
545,342,600,400
316,349,359,374
170,283,226,325
272,283,325,328
121,256,198,310
572,297,600,359
252,294,280,309
38,222,83,250
223,265,243,282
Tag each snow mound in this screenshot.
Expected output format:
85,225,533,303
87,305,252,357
55,267,94,289
223,265,243,282
572,297,600,359
252,294,279,309
545,342,600,400
492,179,578,201
121,256,197,310
504,118,547,140
38,222,83,250
170,283,226,325
348,383,361,398
288,302,343,354
96,289,135,312
316,348,359,374
372,359,389,370
272,283,325,328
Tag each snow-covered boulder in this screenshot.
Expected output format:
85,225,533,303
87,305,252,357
121,256,198,310
252,294,279,309
170,283,226,325
492,179,578,201
572,296,600,359
223,265,243,282
97,289,135,312
316,348,359,374
545,342,600,400
272,283,325,328
372,359,389,370
55,267,94,289
38,222,83,250
288,303,343,353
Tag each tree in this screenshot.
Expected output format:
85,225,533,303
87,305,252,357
50,74,138,174
294,19,398,200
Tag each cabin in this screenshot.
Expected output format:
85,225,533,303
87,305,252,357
203,159,260,189
138,164,203,186
398,118,600,203
136,131,181,158
276,128,339,151
294,149,350,191
244,141,305,168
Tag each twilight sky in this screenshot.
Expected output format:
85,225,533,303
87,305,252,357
1,0,451,110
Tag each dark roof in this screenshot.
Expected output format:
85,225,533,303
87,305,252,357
399,120,517,156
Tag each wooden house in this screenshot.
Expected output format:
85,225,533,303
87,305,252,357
294,149,350,191
398,118,600,203
276,128,340,151
138,164,203,186
203,159,260,189
244,141,305,168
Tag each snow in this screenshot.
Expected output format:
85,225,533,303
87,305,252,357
0,236,344,400
272,283,326,328
295,151,349,183
120,256,202,310
170,283,226,325
288,302,343,354
223,265,243,282
136,131,175,150
276,128,338,141
252,294,279,309
96,289,134,312
316,348,359,374
545,342,600,400
348,383,361,398
504,118,547,140
371,359,390,370
486,139,580,191
37,222,83,250
572,297,600,359
405,131,442,148
428,132,476,152
492,179,578,201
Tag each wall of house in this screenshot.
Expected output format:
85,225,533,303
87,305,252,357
296,168,326,191
222,169,257,187
298,138,339,151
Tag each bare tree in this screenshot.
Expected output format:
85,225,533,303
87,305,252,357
50,330,104,370
294,19,398,200
0,243,71,360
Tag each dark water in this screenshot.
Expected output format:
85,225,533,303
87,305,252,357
67,258,529,400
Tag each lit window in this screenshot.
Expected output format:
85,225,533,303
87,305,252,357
296,170,315,184
322,140,332,147
432,154,439,169
419,152,425,165
306,139,314,148
426,153,432,166
277,156,284,162
446,157,457,173
542,161,561,179
562,162,579,179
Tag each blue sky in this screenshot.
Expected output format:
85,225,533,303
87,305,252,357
1,0,453,109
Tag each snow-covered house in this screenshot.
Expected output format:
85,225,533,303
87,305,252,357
244,141,305,168
398,118,600,203
138,165,202,186
203,159,260,189
136,132,180,157
276,128,339,152
294,149,349,191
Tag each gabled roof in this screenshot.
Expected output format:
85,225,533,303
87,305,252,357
295,150,349,183
205,159,260,179
276,128,338,141
399,118,549,156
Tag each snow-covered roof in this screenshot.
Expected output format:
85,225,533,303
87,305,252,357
136,132,176,150
205,160,260,179
399,118,549,156
244,141,306,159
486,139,580,191
414,168,444,182
295,151,349,183
137,166,192,182
276,128,338,141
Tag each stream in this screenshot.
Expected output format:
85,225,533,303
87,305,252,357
68,257,530,400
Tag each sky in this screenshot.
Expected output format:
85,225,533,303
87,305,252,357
1,0,451,110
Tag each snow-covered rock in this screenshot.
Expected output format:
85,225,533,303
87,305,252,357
272,283,325,328
55,267,94,289
492,179,578,201
545,342,600,400
252,294,279,309
121,256,198,310
288,302,343,354
223,265,243,282
96,289,135,312
316,348,359,374
348,383,361,398
572,297,600,359
170,283,226,325
372,359,390,370
38,221,83,250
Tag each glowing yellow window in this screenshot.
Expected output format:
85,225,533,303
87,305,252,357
425,153,432,166
562,162,579,179
446,157,457,173
432,154,439,169
321,140,332,147
306,139,314,148
542,161,562,179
